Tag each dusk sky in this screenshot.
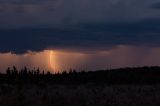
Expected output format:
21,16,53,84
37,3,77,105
0,0,160,72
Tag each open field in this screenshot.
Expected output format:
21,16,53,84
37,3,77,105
0,83,160,106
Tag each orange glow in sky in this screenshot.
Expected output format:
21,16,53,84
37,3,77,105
49,51,61,73
1,46,160,73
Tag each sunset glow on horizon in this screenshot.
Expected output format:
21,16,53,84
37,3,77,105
0,45,160,73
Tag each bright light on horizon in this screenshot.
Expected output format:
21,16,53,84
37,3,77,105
49,51,61,73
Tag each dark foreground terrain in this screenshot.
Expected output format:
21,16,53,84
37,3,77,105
1,84,160,106
0,66,160,106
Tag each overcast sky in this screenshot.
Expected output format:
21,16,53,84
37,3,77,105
0,0,160,54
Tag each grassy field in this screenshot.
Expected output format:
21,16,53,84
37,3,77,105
0,83,160,106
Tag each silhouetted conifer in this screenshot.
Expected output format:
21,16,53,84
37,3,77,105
2,66,160,84
6,67,11,76
36,68,40,75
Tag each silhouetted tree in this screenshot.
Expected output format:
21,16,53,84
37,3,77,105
3,66,160,84
36,68,40,75
12,66,18,76
6,67,11,76
42,71,45,76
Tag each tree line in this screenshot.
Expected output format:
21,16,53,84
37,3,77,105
1,66,160,84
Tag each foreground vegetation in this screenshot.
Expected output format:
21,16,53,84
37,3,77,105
1,66,160,84
0,84,160,106
0,66,160,106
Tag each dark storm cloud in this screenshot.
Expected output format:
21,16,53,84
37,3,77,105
1,18,160,54
0,0,157,28
0,0,46,4
150,2,160,9
0,0,160,54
